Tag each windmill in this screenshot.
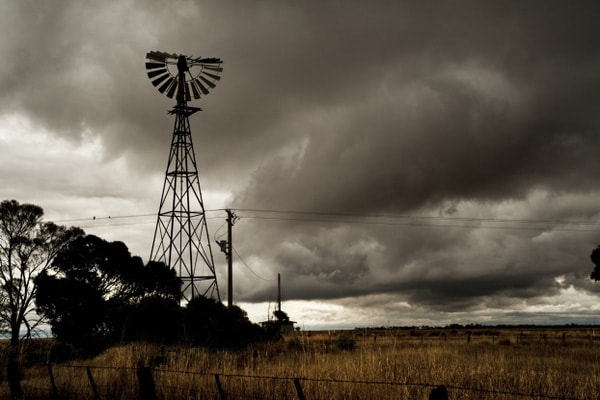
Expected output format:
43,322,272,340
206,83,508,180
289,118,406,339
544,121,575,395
145,50,223,302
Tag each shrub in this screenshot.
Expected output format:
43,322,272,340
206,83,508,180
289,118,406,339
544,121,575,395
336,334,357,351
184,296,265,350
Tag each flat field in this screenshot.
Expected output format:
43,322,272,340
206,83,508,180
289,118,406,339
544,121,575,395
7,327,600,399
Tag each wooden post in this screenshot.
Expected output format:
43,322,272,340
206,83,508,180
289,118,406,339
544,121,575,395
136,366,158,400
48,363,59,400
214,374,227,400
293,378,306,400
429,385,448,400
86,367,101,400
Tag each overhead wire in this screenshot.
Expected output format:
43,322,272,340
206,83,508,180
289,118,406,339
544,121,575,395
231,246,276,282
236,215,600,232
47,212,224,229
233,208,600,233
48,213,156,224
213,220,228,241
234,207,600,225
44,207,600,233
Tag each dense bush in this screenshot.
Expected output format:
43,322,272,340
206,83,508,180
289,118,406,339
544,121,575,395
120,296,183,344
336,334,357,351
34,234,268,355
183,296,266,350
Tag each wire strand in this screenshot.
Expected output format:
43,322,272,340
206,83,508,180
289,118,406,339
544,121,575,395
232,246,276,282
44,207,600,233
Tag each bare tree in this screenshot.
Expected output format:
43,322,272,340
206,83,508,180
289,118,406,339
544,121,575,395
0,199,83,398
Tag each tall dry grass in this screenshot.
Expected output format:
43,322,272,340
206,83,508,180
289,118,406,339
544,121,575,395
7,328,600,399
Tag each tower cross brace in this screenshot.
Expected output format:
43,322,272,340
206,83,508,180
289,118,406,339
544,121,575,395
149,54,220,302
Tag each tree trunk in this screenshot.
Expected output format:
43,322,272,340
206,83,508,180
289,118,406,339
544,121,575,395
6,344,22,400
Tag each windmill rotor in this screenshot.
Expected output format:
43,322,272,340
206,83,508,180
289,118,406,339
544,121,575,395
145,50,223,100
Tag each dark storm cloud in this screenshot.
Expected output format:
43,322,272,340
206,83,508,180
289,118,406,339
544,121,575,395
3,1,600,319
229,1,600,213
235,213,596,312
4,1,600,194
220,2,600,315
234,52,600,213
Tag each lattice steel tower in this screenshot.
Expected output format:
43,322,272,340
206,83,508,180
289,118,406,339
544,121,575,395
145,50,223,301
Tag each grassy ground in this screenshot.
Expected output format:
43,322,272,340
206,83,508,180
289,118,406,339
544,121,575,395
6,327,600,399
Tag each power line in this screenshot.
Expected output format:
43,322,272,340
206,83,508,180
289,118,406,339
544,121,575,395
231,246,276,282
77,220,156,229
48,213,156,224
237,215,600,232
46,212,224,227
44,207,600,233
234,209,600,233
235,207,600,226
213,220,228,241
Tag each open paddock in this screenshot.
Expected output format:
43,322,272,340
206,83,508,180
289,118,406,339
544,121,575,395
2,326,600,399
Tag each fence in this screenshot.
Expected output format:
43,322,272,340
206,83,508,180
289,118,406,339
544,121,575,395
16,363,587,400
350,328,600,346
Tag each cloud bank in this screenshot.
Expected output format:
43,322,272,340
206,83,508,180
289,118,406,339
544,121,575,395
2,1,600,325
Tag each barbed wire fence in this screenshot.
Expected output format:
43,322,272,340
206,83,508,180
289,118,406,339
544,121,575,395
16,363,588,400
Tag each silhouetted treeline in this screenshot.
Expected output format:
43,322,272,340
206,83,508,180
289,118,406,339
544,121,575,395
35,234,270,359
355,323,600,332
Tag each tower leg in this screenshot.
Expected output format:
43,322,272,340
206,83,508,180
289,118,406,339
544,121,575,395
150,104,220,302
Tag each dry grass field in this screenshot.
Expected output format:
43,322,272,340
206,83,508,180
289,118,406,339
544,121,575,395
5,327,600,399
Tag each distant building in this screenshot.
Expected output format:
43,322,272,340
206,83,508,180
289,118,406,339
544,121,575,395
260,318,296,336
260,274,295,337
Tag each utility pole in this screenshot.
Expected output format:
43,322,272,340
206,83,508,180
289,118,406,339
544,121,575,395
217,209,238,307
277,273,282,313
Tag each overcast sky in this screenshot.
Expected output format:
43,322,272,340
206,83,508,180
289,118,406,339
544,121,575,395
2,0,600,328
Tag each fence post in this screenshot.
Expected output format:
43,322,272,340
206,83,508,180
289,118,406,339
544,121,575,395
429,385,448,400
293,378,306,400
214,374,227,400
47,363,59,400
136,366,158,400
86,367,102,400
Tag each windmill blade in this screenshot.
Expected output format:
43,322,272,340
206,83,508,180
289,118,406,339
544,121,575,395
202,65,223,72
202,71,221,81
151,73,171,87
194,79,210,95
145,50,222,100
147,68,168,79
166,80,179,98
145,62,167,70
146,51,166,62
158,77,175,94
190,80,201,99
199,76,216,89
